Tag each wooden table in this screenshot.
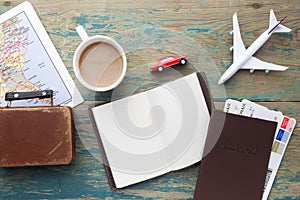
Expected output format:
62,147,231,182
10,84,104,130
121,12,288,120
0,0,299,199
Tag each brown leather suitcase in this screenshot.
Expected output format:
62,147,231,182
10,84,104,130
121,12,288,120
0,90,75,167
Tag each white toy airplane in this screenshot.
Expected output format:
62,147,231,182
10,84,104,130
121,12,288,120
218,9,291,84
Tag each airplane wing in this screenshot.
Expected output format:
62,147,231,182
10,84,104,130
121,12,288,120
233,12,246,62
240,56,288,71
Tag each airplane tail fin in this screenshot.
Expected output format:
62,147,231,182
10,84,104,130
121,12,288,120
269,9,291,33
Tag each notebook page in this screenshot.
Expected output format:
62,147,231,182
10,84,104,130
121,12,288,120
92,73,210,188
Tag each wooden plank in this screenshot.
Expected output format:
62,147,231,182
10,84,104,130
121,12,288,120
0,100,299,199
0,101,300,199
0,0,296,101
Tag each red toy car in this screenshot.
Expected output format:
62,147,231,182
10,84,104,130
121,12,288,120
150,55,188,72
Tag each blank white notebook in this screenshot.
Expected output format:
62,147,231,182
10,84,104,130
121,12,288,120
91,72,212,189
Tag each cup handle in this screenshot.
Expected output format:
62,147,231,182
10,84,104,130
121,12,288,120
76,25,89,41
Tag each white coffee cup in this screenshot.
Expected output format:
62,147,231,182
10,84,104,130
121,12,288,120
73,25,127,92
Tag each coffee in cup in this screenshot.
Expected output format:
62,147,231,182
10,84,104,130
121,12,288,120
73,25,127,92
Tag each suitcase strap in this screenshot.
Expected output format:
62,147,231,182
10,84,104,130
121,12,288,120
5,90,53,107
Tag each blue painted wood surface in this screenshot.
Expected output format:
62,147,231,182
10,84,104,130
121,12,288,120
0,0,299,199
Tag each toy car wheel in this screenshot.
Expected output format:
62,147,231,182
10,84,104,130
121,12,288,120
180,59,187,65
158,66,164,72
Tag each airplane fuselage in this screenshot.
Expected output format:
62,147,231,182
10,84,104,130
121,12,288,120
218,29,272,84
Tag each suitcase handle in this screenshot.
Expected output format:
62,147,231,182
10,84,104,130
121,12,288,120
5,90,53,107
